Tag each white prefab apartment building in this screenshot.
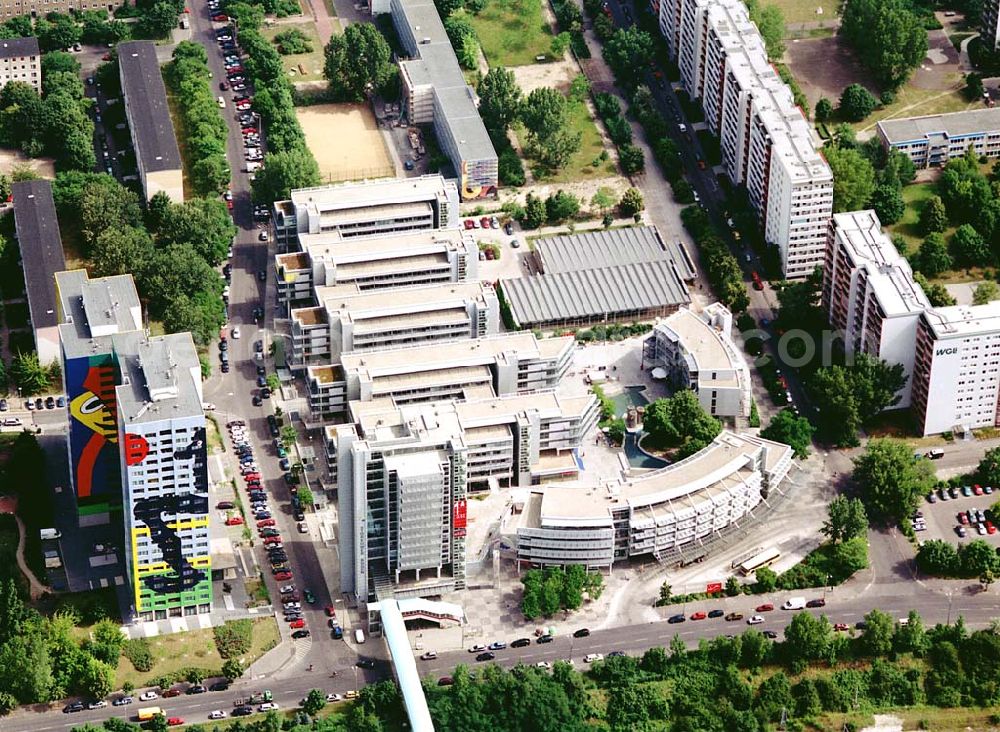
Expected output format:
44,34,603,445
647,302,752,418
328,390,599,607
0,37,40,92
289,281,500,368
822,211,931,409
984,0,1000,51
272,176,460,250
275,228,478,307
877,108,1000,169
659,0,832,279
510,431,793,568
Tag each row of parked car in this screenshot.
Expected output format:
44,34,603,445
213,21,263,165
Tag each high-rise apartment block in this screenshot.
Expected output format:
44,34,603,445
56,270,210,620
657,0,833,279
983,0,1000,51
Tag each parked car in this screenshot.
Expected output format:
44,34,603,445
668,614,686,624
747,615,765,625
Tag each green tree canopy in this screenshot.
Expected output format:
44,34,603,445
917,232,953,277
839,83,878,121
853,439,936,524
919,195,948,235
760,408,814,459
477,66,522,140
825,145,876,212
821,496,869,544
252,147,322,204
643,390,722,456
323,23,395,101
840,0,927,88
520,87,581,172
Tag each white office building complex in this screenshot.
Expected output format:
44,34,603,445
822,211,930,409
328,390,598,607
510,431,793,567
647,302,752,418
289,281,500,368
306,332,574,418
877,108,1000,169
275,228,478,307
273,175,460,250
658,0,833,279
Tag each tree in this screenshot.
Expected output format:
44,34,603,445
642,390,722,455
960,539,1000,578
913,272,956,306
545,190,580,223
916,539,960,576
80,657,115,700
978,446,1000,486
550,31,571,59
606,684,666,731
869,183,905,225
939,153,993,224
477,66,522,139
79,177,143,252
725,576,742,597
860,609,895,657
974,281,1000,305
839,83,878,122
136,2,181,39
37,14,83,53
965,72,985,101
814,97,833,122
323,24,394,102
252,148,322,205
745,0,785,60
894,610,928,656
754,670,793,723
825,145,876,212
521,193,547,229
602,27,654,82
783,612,832,663
301,689,326,715
840,0,927,88
754,566,777,593
760,408,814,459
273,28,313,55
618,144,645,175
951,224,991,267
88,619,126,666
0,578,25,645
222,658,244,681
853,439,936,524
590,186,616,216
10,351,50,395
296,486,315,509
521,87,581,172
434,0,463,16
617,187,644,217
821,496,869,544
919,195,948,235
658,582,672,605
158,199,238,267
917,232,953,277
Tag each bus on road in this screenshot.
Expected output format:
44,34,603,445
138,707,164,721
737,547,780,576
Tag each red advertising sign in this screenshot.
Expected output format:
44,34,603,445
706,582,723,594
453,499,467,530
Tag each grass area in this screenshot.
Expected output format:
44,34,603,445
856,76,977,134
162,81,197,201
468,0,554,67
516,99,617,183
769,0,838,26
816,706,1000,731
949,31,975,51
888,181,941,249
115,616,280,688
206,415,224,453
245,577,271,607
260,21,327,82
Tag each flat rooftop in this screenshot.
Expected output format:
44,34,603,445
319,281,490,317
300,227,470,260
922,300,1000,339
118,41,182,173
115,331,203,425
56,270,144,360
12,180,66,332
658,308,737,373
878,107,1000,144
501,260,690,327
319,200,433,226
832,210,930,316
289,175,454,211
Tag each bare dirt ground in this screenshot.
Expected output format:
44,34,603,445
910,28,962,91
0,150,56,179
510,56,581,95
785,36,876,108
296,103,396,183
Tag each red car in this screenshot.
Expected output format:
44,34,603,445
226,200,234,210
257,518,276,528
212,13,228,20
325,604,337,617
974,484,984,495
689,611,706,621
264,536,282,545
834,623,849,631
163,689,182,698
289,618,306,629
244,472,261,482
755,603,774,612
225,516,244,526
480,216,491,228
242,127,258,134
274,571,293,581
987,521,997,535
463,219,475,230
959,512,970,525
167,718,184,726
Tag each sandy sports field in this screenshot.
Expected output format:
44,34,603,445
296,103,395,183
0,150,56,179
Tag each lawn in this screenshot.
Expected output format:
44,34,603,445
163,82,197,201
817,706,1000,732
769,0,838,26
855,76,978,135
260,21,329,83
516,99,617,183
888,181,941,249
469,0,554,67
116,616,280,688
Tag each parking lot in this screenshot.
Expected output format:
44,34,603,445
919,483,1000,546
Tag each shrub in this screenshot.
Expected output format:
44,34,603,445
273,28,313,55
123,638,154,672
213,619,253,659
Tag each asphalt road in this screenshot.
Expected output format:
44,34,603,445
8,588,1000,732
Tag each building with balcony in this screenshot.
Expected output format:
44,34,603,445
118,41,183,203
385,0,498,199
327,390,599,605
0,36,40,92
657,0,832,279
985,0,1000,51
877,108,1000,169
12,179,67,365
822,210,930,409
289,281,500,368
306,332,574,418
275,228,478,308
272,175,460,250
509,431,793,568
647,302,752,419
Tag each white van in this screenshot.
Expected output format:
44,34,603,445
354,628,366,644
39,528,62,540
781,597,806,610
